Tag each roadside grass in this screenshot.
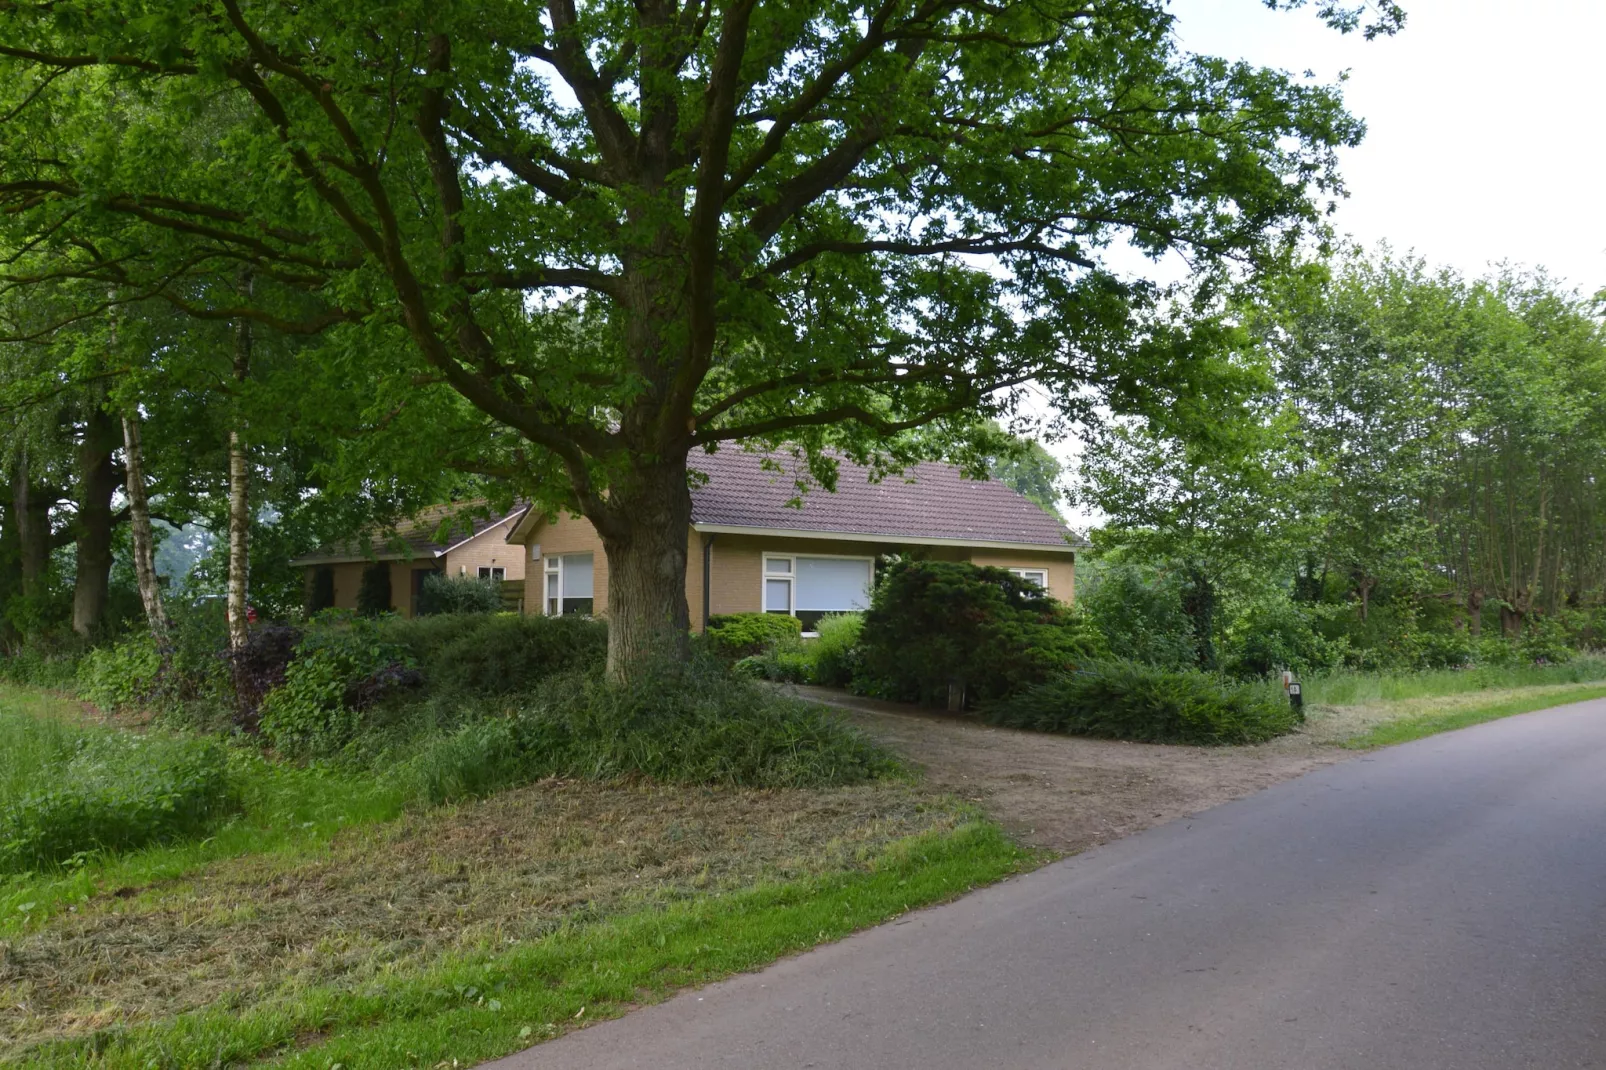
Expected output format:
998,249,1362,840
1299,679,1606,749
1303,655,1606,706
0,683,1033,1067
4,784,1026,1068
1329,683,1606,749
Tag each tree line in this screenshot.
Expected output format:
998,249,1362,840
1079,250,1606,672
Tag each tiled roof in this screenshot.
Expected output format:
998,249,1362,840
686,449,1075,548
291,503,522,566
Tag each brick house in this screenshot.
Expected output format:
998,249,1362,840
292,505,527,617
508,450,1078,634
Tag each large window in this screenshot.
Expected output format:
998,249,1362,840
1009,567,1049,594
763,554,873,633
543,553,594,615
478,565,506,582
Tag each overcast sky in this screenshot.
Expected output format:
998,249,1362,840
1171,0,1606,295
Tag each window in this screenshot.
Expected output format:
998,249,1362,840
477,566,506,582
1009,567,1050,594
763,554,873,633
543,553,594,615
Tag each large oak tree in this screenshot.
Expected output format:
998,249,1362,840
0,0,1398,676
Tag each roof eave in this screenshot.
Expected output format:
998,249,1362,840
689,522,1076,554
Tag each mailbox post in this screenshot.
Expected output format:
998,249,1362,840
1281,670,1305,721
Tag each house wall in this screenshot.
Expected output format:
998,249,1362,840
519,510,609,618
442,518,526,586
304,559,439,617
514,516,1074,628
968,549,1075,602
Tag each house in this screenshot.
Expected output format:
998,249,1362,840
292,504,527,617
507,450,1078,633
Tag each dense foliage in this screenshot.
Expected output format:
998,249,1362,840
416,574,502,616
0,726,237,873
857,561,1103,705
705,613,805,659
983,662,1297,745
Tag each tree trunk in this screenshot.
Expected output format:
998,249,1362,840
1180,563,1218,671
71,405,121,637
0,494,19,649
226,307,252,651
122,412,170,645
12,451,52,601
593,457,693,681
1466,588,1484,638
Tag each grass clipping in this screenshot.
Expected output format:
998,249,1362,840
1,780,1018,1065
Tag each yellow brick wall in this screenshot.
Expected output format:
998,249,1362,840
518,511,608,618
512,515,1076,624
442,518,526,586
968,549,1075,603
307,559,440,617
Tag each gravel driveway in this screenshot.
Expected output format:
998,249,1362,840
793,686,1347,853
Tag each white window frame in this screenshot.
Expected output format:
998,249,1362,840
1009,567,1050,594
542,553,594,616
762,552,875,635
478,565,506,582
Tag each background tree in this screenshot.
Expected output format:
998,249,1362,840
0,0,1399,678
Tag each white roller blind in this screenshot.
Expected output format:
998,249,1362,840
795,557,872,611
562,553,594,598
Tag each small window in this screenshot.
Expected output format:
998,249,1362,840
543,553,594,616
477,566,506,582
1009,568,1050,593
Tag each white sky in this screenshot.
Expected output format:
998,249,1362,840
1049,0,1606,526
1171,0,1606,295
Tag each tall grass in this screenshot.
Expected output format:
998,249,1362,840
1304,655,1606,706
0,703,89,801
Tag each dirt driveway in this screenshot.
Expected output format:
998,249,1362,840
794,686,1348,855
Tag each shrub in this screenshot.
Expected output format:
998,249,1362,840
356,562,392,616
855,560,1103,706
731,639,814,683
399,660,897,797
225,623,303,730
258,617,417,756
705,612,803,659
0,637,87,690
0,731,238,873
1222,593,1349,678
416,573,501,616
1519,614,1573,665
1080,564,1198,671
386,613,608,696
77,634,165,712
983,659,1299,745
810,613,864,687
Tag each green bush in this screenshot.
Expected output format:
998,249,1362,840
0,731,238,873
810,613,864,687
1080,564,1198,671
395,660,897,799
732,639,814,683
1222,593,1349,678
416,573,501,616
259,618,418,756
386,613,608,696
0,637,87,690
983,660,1298,745
356,562,392,616
856,560,1103,706
705,612,803,659
76,634,165,711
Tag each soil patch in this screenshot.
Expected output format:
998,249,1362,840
795,686,1348,854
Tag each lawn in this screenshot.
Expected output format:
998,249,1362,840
0,684,1029,1068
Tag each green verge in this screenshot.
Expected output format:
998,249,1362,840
16,820,1031,1070
1342,683,1606,749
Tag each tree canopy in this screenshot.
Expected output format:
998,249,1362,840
0,0,1399,674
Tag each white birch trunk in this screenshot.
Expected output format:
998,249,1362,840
122,412,170,644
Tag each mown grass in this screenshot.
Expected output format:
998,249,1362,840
0,683,1032,1068
5,795,1027,1068
1336,683,1606,749
1303,655,1606,706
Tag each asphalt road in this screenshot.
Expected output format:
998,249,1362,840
495,700,1606,1070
